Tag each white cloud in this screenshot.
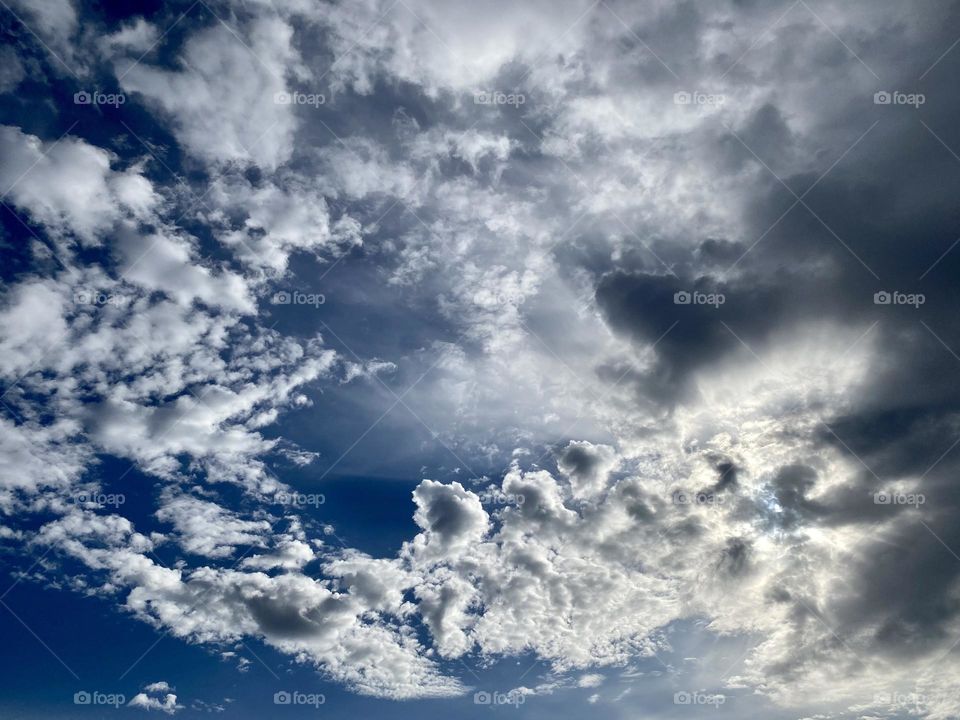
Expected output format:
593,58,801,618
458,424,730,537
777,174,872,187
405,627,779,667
8,0,79,72
313,0,596,95
102,17,158,57
577,673,604,688
408,480,490,560
120,16,303,170
0,46,25,92
155,492,271,558
202,173,361,275
128,681,184,715
0,125,151,244
241,539,315,570
115,224,255,313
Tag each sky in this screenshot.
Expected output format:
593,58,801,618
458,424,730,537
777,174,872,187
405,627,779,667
1,0,960,718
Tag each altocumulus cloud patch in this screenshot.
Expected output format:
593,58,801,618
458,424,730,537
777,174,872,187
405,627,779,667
2,1,960,719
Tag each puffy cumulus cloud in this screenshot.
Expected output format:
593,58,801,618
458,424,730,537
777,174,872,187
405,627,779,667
556,440,619,500
82,342,337,485
240,538,316,571
408,480,489,559
355,468,681,675
323,552,415,614
388,404,958,714
120,15,303,170
413,569,477,658
33,511,464,699
0,126,157,244
0,277,70,376
577,673,604,688
358,319,956,707
0,128,342,494
115,226,255,313
36,509,156,573
0,275,336,491
18,380,960,709
23,462,678,699
128,680,183,714
0,416,89,514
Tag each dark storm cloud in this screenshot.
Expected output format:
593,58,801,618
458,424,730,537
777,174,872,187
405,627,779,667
586,0,960,675
595,268,785,404
592,0,960,411
832,516,960,657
